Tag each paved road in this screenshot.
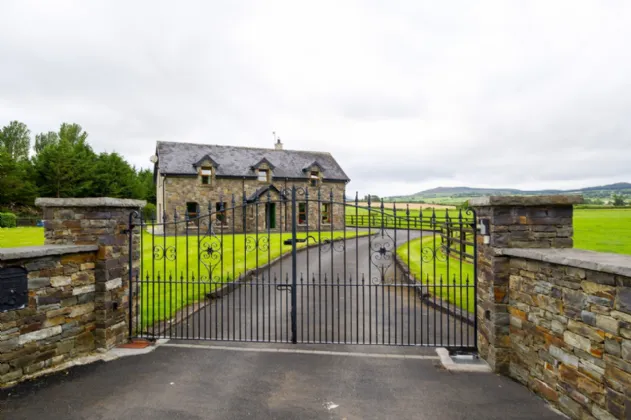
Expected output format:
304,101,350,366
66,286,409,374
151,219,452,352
150,229,475,348
0,343,562,420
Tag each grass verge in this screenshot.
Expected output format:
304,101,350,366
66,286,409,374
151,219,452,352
396,236,475,313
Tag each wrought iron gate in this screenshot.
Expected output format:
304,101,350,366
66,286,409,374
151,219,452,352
128,187,477,349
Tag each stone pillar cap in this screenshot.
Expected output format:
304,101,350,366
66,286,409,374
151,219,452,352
469,195,583,207
35,197,147,208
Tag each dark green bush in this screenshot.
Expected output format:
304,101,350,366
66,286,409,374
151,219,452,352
143,203,156,221
0,212,17,228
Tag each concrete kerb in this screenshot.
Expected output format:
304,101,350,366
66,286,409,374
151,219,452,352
468,195,583,207
35,197,147,208
0,245,99,260
499,247,631,278
435,348,492,372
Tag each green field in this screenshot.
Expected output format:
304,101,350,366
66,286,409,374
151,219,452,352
573,208,631,254
396,236,475,312
0,227,45,247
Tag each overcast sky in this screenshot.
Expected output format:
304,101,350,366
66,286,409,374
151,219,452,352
1,1,630,196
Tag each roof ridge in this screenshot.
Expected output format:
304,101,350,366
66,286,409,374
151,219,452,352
157,140,332,155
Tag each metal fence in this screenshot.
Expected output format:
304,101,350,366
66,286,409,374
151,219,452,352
16,218,41,227
128,188,477,349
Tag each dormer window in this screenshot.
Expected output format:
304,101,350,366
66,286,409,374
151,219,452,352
258,169,270,182
310,171,320,187
201,167,212,185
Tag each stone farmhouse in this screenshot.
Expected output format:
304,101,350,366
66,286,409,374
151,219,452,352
153,140,350,232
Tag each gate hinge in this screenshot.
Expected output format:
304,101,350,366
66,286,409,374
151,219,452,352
121,224,136,234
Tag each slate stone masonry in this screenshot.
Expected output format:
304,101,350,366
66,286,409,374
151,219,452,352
35,198,145,350
505,250,631,419
470,195,583,374
0,246,98,386
471,195,631,419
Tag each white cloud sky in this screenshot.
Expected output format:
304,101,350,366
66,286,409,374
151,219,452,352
1,0,630,197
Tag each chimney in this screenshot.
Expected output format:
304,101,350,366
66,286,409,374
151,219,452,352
275,138,283,150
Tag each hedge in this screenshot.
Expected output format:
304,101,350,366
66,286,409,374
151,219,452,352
143,203,156,221
0,212,17,228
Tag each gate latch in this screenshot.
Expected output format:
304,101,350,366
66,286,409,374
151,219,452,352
477,218,490,244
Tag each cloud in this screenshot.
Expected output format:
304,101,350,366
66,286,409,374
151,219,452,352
1,0,630,196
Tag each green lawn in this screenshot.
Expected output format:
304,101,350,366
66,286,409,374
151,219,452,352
0,227,45,247
574,208,631,255
396,236,475,313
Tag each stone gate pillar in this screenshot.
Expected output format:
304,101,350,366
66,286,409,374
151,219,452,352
469,195,582,373
36,198,146,349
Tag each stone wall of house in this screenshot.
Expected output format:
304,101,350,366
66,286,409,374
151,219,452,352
158,175,346,232
0,246,98,386
506,250,631,420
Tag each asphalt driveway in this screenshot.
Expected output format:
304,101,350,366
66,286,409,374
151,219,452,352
0,342,561,420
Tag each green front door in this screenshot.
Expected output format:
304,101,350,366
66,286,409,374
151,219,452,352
266,203,276,229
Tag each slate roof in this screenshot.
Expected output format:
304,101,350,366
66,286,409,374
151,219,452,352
156,141,350,182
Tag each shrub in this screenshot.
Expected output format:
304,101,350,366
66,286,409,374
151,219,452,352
613,194,626,207
0,212,17,228
143,203,156,221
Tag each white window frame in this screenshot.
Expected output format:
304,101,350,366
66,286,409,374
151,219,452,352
200,167,212,185
310,171,319,187
258,169,269,182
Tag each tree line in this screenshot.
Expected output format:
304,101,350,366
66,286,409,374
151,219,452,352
0,120,155,215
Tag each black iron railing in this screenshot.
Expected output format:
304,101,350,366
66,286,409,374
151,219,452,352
16,217,41,227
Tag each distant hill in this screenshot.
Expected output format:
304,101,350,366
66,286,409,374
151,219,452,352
387,182,631,204
421,186,526,195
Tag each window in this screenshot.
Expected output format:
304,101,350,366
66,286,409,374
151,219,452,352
186,202,199,225
186,202,199,219
298,203,306,224
321,203,330,224
200,167,212,185
310,171,319,187
216,202,227,224
258,169,269,182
